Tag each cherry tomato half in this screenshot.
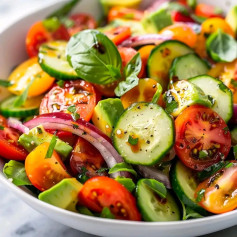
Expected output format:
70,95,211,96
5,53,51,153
0,115,28,161
172,11,195,23
79,176,141,221
105,26,131,45
195,3,223,19
8,57,55,97
175,105,231,171
40,80,97,122
108,6,144,22
25,142,71,191
70,137,107,177
67,13,97,36
26,21,70,58
195,161,237,214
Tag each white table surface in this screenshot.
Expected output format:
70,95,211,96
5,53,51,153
0,1,236,236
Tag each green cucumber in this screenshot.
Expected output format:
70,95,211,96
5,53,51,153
112,102,174,165
169,53,210,81
0,96,42,118
164,80,213,117
171,161,207,215
147,40,193,91
136,179,180,221
38,41,78,80
189,75,233,122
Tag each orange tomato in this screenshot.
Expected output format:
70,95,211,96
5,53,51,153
8,57,55,97
121,78,163,108
159,23,197,48
105,26,131,45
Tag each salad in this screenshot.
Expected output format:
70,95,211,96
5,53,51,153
1,0,237,222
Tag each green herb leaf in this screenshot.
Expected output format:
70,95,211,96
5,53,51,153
77,166,89,184
164,94,178,114
45,135,58,159
114,53,142,97
47,0,81,19
96,167,109,173
42,17,61,32
196,189,205,202
60,17,75,28
151,83,163,104
3,160,31,186
207,95,215,105
66,30,122,85
0,125,4,130
142,179,167,198
77,206,94,216
233,145,237,160
0,79,12,88
128,135,138,146
223,126,229,134
184,206,204,220
67,105,80,121
100,207,115,219
218,82,227,93
109,162,137,177
206,29,237,63
225,162,234,168
231,79,237,88
56,80,64,88
187,0,197,9
199,150,208,159
115,177,136,192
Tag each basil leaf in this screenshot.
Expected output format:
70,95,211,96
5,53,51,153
142,179,167,198
124,53,142,78
0,79,12,88
57,80,65,88
109,162,137,177
185,206,204,220
3,160,31,186
198,150,208,159
42,17,61,32
128,135,139,146
196,189,205,202
151,83,163,104
66,30,122,85
45,135,58,158
187,0,197,9
47,0,80,19
206,29,237,63
100,207,115,219
67,105,80,121
77,206,94,216
115,177,136,192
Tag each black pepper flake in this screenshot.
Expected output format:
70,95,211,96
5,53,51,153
146,140,150,144
215,184,219,189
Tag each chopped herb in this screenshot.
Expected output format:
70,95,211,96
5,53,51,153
109,162,137,177
57,80,65,88
96,167,109,173
233,145,237,160
218,83,227,93
72,124,79,129
223,126,229,134
67,105,80,121
37,127,43,134
151,83,162,104
0,125,4,130
165,96,178,114
225,162,234,168
77,206,94,216
0,79,13,88
115,177,135,192
42,17,61,32
142,179,167,198
207,95,215,105
196,189,205,202
199,150,208,159
231,79,237,88
100,207,115,219
45,135,58,159
77,166,89,183
128,135,138,146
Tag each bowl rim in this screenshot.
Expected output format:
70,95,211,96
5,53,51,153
0,0,237,229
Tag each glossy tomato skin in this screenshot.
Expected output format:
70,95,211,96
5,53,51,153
40,80,97,122
175,105,231,171
195,161,237,214
70,137,106,177
0,115,28,161
25,142,71,191
79,176,141,221
67,13,97,36
172,11,195,23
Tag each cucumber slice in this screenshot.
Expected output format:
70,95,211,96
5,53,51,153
112,102,174,165
164,80,212,117
231,127,237,145
38,41,78,80
147,40,193,91
189,75,233,122
171,161,207,215
136,179,180,221
169,53,210,81
0,96,42,118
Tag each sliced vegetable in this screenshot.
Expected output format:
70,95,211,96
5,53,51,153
226,6,237,36
115,177,135,192
109,162,137,177
113,102,174,165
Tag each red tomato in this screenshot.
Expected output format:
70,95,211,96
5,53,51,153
25,142,71,191
79,176,141,220
67,13,97,36
118,47,138,68
195,161,237,213
40,80,97,122
105,26,131,45
195,3,223,18
26,21,70,58
0,115,28,161
108,7,144,22
172,11,195,23
175,105,231,171
70,137,107,177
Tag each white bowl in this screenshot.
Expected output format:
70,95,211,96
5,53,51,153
0,1,236,236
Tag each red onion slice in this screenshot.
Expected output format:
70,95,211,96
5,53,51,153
136,165,171,189
8,118,29,134
24,117,129,178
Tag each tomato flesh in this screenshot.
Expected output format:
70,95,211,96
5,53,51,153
175,105,231,171
40,80,97,122
25,142,71,191
195,162,237,213
105,26,131,45
70,137,107,177
79,176,141,221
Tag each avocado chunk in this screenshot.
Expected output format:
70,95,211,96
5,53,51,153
226,6,237,36
18,125,72,160
39,178,82,212
142,8,172,33
92,98,124,137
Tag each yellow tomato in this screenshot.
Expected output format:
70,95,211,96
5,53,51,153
8,57,55,97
